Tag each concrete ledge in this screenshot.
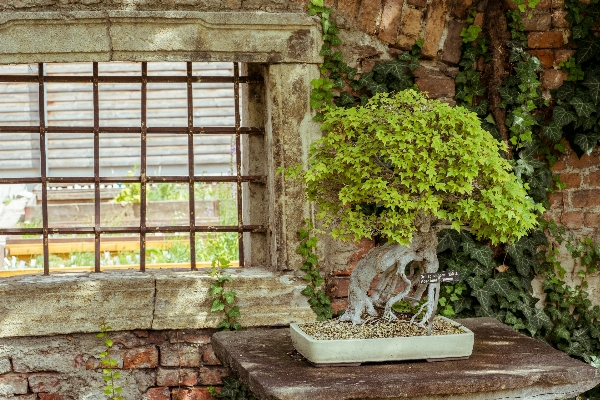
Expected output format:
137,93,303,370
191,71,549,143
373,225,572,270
0,269,314,338
0,11,322,64
212,318,600,400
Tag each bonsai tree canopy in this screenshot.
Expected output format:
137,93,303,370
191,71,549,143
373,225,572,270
301,89,543,326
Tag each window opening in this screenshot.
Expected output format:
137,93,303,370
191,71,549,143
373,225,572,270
0,62,265,274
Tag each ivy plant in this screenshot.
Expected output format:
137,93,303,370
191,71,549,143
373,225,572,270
97,322,123,400
209,257,242,331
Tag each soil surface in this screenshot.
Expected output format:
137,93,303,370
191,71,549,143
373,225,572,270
297,316,466,340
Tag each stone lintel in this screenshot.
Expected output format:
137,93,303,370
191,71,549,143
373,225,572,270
0,11,322,64
0,269,314,338
212,318,600,400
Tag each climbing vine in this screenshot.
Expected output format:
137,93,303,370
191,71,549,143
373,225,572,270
209,258,242,331
97,322,123,400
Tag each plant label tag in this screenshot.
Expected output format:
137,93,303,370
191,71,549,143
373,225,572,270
419,270,459,284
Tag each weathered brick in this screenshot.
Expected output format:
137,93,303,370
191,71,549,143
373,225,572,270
541,69,568,90
169,331,211,345
473,12,484,27
584,213,600,228
38,394,72,400
422,0,452,58
549,192,564,208
568,150,600,169
408,0,427,6
561,211,584,228
346,238,375,271
337,0,360,21
552,0,564,6
156,368,197,386
552,156,567,171
441,20,466,64
28,373,60,393
521,11,551,31
331,298,349,313
585,170,600,186
571,189,600,208
143,387,171,400
527,31,564,48
356,0,383,34
508,0,552,8
123,346,158,369
327,276,350,298
198,367,228,385
451,0,473,19
146,332,167,346
172,388,211,400
416,76,456,99
552,10,570,28
133,330,149,338
0,375,28,396
202,345,222,366
528,49,554,68
159,343,200,367
0,358,11,374
111,332,145,348
554,49,576,65
396,7,424,50
14,395,38,400
560,173,581,189
378,0,404,44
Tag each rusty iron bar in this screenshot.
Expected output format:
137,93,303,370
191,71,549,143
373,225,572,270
187,62,197,271
93,62,101,273
38,63,49,276
0,126,264,135
233,63,244,268
0,63,265,274
140,62,148,272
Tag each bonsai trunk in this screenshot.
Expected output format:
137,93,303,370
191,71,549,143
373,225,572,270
339,229,439,326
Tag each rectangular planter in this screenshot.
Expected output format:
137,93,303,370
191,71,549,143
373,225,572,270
290,316,474,365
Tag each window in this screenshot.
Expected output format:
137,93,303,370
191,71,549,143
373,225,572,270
0,62,266,274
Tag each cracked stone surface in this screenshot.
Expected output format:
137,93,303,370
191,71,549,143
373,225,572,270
212,318,600,400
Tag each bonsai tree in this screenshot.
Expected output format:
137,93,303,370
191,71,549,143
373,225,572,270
298,89,543,326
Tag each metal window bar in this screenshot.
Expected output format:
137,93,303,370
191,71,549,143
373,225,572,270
0,62,266,274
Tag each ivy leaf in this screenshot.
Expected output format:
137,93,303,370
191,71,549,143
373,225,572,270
574,132,600,156
334,91,356,108
553,106,576,126
569,97,596,118
582,74,600,104
211,298,225,312
223,290,236,305
554,324,571,342
556,81,576,101
228,305,241,319
453,297,472,314
576,36,600,64
541,121,563,143
463,241,495,268
471,284,496,312
437,229,462,253
573,328,592,351
488,278,518,302
373,59,407,81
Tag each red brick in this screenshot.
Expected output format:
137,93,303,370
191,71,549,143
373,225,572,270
521,11,551,31
528,49,554,68
560,173,581,189
568,151,600,169
123,346,158,369
337,0,360,21
14,395,37,400
143,387,171,400
111,332,144,348
346,238,375,270
172,388,211,400
473,12,484,27
585,170,600,186
554,49,576,66
146,332,167,346
378,0,404,44
169,331,211,345
527,31,564,48
450,0,473,19
159,343,200,367
198,366,228,385
72,354,85,369
327,276,350,298
0,375,28,395
156,368,197,386
571,189,600,208
552,156,566,171
396,7,424,50
331,298,349,313
28,373,60,393
552,10,570,28
408,0,427,6
422,0,452,58
202,345,222,366
38,394,72,400
548,192,564,208
133,330,149,338
584,213,600,228
541,69,568,90
356,0,384,35
416,76,456,99
441,20,467,64
561,211,584,228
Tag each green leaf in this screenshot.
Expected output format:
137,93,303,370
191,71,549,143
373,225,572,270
464,242,495,268
583,74,600,104
554,324,571,342
569,97,596,118
437,229,462,253
541,122,563,143
453,297,472,314
223,290,236,305
211,298,225,312
471,284,495,312
553,106,576,126
210,283,224,296
576,36,600,64
488,278,518,302
574,132,600,156
228,306,241,318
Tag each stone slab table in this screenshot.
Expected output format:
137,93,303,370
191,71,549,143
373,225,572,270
212,317,600,400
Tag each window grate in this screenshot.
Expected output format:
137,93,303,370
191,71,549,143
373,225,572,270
0,62,266,274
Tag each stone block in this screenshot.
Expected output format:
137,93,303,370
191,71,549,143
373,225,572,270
0,375,28,396
408,0,428,7
156,367,198,386
336,0,360,23
143,387,171,400
0,358,11,374
356,0,383,34
159,343,200,367
528,49,554,68
378,0,404,44
571,189,600,208
521,11,551,31
416,76,456,99
421,0,452,58
441,20,467,64
152,270,315,330
168,331,211,345
527,31,564,48
541,69,568,90
552,10,570,28
561,211,584,229
396,7,424,49
554,49,577,65
451,0,473,19
0,271,155,337
172,387,212,400
28,373,60,393
202,345,222,366
198,366,228,385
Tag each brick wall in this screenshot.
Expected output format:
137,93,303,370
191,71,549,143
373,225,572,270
0,329,228,399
